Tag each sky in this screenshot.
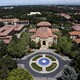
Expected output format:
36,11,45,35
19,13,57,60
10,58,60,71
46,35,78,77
0,0,80,6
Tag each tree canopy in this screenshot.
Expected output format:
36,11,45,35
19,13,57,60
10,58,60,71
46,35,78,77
4,68,33,80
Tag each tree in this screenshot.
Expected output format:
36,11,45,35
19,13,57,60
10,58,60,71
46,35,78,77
0,40,7,57
29,41,36,49
57,36,73,54
4,68,33,80
71,52,80,73
0,56,17,80
1,56,17,70
0,21,4,27
0,62,9,80
58,66,77,80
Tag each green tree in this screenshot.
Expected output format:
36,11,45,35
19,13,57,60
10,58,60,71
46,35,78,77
0,63,9,80
0,40,7,57
0,56,17,80
58,66,77,80
29,41,36,49
57,36,73,54
4,68,33,80
0,21,4,27
1,56,17,70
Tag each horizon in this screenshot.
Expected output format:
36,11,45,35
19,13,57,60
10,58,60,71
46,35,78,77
0,0,80,6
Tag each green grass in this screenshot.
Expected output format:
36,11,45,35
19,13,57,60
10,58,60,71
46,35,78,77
46,63,57,71
32,55,42,61
46,55,56,61
31,63,42,71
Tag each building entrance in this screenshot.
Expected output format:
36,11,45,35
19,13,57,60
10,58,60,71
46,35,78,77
43,41,46,45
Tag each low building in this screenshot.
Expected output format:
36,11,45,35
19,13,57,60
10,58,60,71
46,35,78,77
27,12,41,16
15,20,29,25
57,13,71,20
29,21,59,48
0,25,26,44
69,24,80,44
0,18,19,25
0,18,29,25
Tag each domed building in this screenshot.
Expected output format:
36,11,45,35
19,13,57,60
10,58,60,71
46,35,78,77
29,21,59,49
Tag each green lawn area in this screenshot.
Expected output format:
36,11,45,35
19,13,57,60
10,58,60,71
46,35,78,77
46,63,57,71
31,63,42,71
46,55,56,61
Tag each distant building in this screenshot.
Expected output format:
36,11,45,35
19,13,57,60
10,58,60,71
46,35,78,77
29,21,59,48
69,24,80,44
27,12,41,16
0,18,29,25
57,13,71,20
15,20,29,25
0,18,19,25
0,25,26,44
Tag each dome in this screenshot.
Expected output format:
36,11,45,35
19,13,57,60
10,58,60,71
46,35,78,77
37,21,51,27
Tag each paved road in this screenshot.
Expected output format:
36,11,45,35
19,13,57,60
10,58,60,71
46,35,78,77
15,51,71,77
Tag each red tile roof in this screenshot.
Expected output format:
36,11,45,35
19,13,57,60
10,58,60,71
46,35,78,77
3,39,11,44
75,38,80,44
52,28,60,32
72,25,80,31
0,36,12,44
14,25,24,31
31,27,58,38
61,13,71,19
69,31,80,35
37,21,51,27
16,20,29,22
0,36,12,39
0,25,25,36
0,18,19,22
29,28,36,33
0,26,14,36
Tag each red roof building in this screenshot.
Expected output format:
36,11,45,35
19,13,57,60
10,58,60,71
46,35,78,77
69,24,80,44
30,21,59,48
0,25,25,44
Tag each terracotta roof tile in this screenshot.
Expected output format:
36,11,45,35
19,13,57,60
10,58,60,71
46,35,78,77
29,28,36,32
69,31,80,35
31,27,58,38
14,25,24,31
37,21,51,27
52,28,60,32
0,18,19,22
72,25,80,31
16,20,29,22
75,38,80,44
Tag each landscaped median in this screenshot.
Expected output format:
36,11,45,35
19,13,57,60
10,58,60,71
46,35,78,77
46,63,57,71
32,55,42,61
29,54,59,74
46,55,56,61
31,63,42,71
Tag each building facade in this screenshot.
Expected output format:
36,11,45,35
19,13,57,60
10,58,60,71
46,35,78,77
69,24,80,44
29,21,59,48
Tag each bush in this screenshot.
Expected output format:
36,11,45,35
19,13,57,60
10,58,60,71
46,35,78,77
27,48,32,53
46,63,57,71
31,63,42,71
32,55,42,61
46,55,56,61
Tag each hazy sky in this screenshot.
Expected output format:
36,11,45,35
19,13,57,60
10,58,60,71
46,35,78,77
0,0,80,6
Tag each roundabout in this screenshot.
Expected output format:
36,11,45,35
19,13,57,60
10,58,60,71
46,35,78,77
29,54,59,74
15,51,71,77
